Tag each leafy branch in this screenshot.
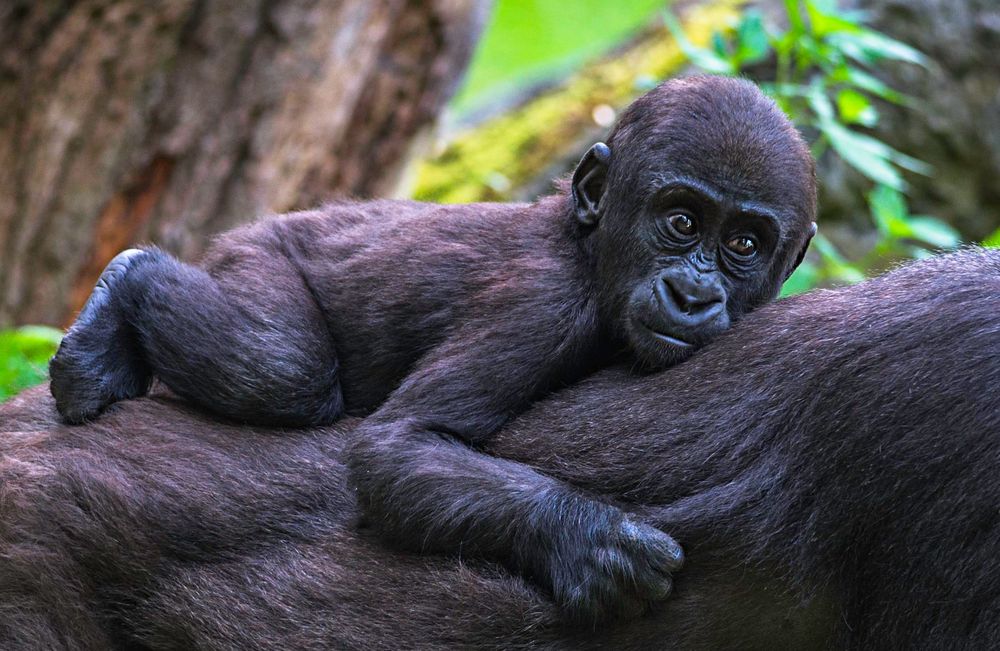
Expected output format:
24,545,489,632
665,0,962,292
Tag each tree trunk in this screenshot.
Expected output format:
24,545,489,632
0,0,489,327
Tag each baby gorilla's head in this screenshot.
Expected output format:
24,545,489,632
569,75,817,367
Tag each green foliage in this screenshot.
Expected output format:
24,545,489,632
0,326,61,402
867,185,960,253
453,0,667,115
667,0,962,294
984,228,1000,248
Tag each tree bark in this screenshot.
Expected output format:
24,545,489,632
0,0,489,327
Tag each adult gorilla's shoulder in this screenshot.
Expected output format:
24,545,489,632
1,247,998,649
1,384,570,649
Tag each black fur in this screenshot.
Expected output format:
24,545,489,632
48,75,817,618
3,249,998,648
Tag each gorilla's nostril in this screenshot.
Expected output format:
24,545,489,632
661,276,722,318
664,279,691,313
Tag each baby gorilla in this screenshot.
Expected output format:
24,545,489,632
50,76,817,621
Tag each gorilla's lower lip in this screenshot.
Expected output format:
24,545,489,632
641,324,694,349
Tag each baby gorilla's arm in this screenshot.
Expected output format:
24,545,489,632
346,327,684,621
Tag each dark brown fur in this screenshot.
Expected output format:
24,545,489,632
47,75,817,618
4,248,999,649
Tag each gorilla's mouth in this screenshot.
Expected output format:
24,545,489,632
637,320,695,349
647,328,694,349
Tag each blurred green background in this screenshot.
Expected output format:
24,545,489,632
453,0,665,113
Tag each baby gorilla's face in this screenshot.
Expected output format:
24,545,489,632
598,171,807,370
583,75,818,370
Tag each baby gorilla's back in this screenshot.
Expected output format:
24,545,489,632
266,196,572,414
49,195,570,425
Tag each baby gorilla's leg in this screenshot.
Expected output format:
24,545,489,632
50,249,154,423
51,243,343,426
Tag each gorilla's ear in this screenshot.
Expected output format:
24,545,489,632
785,222,818,281
571,142,611,226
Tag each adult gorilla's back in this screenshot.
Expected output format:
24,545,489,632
1,249,998,650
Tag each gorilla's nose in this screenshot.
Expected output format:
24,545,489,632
658,272,725,324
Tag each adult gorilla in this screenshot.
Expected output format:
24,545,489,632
1,249,998,649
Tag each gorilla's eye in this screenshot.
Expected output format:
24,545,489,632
726,235,757,257
668,212,697,237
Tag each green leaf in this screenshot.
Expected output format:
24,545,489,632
836,88,878,126
882,147,932,176
828,29,928,67
906,217,962,249
984,228,1000,248
784,0,806,35
806,82,835,121
770,29,795,59
821,117,932,187
867,184,907,235
812,234,866,284
763,82,811,99
797,34,831,69
780,260,820,297
821,121,905,189
805,0,862,37
867,187,961,249
711,30,729,58
734,11,770,65
841,67,911,105
687,47,737,75
663,10,736,74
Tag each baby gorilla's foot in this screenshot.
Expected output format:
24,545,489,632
543,506,684,622
49,249,154,424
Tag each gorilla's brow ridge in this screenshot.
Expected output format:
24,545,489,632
647,174,784,232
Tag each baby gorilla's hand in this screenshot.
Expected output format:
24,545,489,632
524,497,683,622
49,249,154,423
